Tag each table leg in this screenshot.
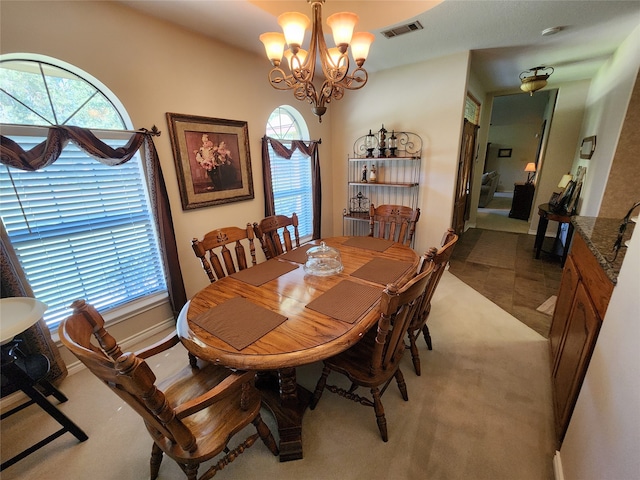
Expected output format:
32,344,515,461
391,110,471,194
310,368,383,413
255,368,311,462
535,215,549,259
561,222,575,267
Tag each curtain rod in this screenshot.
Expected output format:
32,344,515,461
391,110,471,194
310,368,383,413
0,123,161,136
265,135,322,144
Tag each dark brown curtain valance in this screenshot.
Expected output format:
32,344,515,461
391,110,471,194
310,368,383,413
0,125,187,318
261,136,322,239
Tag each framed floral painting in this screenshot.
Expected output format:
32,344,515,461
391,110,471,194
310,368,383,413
166,113,254,210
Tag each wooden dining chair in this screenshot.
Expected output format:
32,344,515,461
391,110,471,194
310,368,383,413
368,204,420,246
192,224,257,283
407,228,458,375
59,300,278,480
253,213,300,259
309,264,435,442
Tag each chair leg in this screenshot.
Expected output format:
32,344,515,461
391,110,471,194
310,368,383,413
150,442,163,480
252,414,279,456
310,365,330,410
188,352,199,369
395,369,409,401
371,387,388,442
408,332,422,376
422,324,433,350
184,463,199,480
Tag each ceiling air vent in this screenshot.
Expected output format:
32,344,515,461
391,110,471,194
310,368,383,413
382,21,423,39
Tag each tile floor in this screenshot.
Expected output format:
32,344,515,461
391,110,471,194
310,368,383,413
448,228,564,338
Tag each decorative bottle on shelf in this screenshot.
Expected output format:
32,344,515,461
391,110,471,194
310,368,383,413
365,130,375,158
378,124,387,158
369,164,377,183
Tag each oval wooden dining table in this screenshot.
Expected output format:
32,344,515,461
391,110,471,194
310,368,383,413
176,236,419,461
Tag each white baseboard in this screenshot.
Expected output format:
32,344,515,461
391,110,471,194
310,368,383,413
0,318,175,412
65,318,175,375
553,450,565,480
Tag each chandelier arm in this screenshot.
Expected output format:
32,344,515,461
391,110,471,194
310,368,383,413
337,68,369,90
267,67,302,91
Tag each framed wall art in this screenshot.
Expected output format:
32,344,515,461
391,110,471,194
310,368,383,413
166,113,254,210
498,148,512,158
579,135,596,159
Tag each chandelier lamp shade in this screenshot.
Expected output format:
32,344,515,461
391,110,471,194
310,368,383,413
519,66,554,96
259,0,374,122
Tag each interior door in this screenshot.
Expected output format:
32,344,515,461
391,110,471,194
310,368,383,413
452,119,479,234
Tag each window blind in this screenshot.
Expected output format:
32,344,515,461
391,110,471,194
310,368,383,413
268,144,313,238
0,135,167,329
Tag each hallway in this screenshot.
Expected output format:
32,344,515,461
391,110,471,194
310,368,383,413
448,227,563,338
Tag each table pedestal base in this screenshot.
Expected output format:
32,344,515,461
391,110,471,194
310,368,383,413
255,368,311,462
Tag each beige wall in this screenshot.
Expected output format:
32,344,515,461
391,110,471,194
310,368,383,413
599,71,640,218
574,24,640,217
329,52,471,255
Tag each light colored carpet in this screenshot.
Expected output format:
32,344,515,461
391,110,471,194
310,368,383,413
477,192,531,234
481,192,513,211
466,229,519,269
0,272,555,480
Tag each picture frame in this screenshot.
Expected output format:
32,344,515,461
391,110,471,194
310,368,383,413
498,148,512,158
549,192,561,208
567,181,582,214
556,180,576,213
579,135,596,159
166,113,254,210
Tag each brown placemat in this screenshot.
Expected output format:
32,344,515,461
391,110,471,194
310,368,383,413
350,258,414,286
230,259,298,286
343,236,395,252
192,297,287,350
305,280,382,324
278,244,314,264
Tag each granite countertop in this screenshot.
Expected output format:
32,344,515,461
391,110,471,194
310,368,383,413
572,216,635,284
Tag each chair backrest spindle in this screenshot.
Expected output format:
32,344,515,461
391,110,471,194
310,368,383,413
253,213,300,259
369,204,420,246
192,224,256,282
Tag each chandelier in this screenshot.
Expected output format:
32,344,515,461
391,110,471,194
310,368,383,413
259,0,374,122
519,66,554,96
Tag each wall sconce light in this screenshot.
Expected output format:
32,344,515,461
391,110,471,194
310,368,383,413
520,66,554,96
525,162,536,183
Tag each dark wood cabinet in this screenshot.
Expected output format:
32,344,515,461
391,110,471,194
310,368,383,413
509,182,535,220
549,232,613,446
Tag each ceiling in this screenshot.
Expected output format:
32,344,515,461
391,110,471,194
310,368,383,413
118,0,640,93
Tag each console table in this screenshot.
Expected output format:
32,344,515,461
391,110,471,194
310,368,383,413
509,183,535,220
534,203,574,266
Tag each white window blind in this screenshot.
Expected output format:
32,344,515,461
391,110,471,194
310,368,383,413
0,135,166,329
268,144,313,238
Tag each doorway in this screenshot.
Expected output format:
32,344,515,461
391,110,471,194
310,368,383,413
474,90,555,234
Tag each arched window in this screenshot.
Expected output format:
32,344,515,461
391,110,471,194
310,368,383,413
265,106,314,238
0,55,166,330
